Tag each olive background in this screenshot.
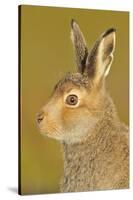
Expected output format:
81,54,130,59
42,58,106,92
19,5,129,194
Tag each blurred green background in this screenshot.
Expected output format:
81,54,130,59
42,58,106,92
20,5,129,195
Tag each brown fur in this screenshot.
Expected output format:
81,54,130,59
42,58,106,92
60,95,129,192
37,20,129,192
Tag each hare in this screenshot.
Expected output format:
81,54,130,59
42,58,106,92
37,19,129,192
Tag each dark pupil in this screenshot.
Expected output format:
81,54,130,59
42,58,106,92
67,95,78,105
70,97,74,102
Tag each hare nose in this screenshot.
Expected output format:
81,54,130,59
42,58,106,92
37,111,44,124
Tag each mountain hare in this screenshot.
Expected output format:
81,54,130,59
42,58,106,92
37,19,129,192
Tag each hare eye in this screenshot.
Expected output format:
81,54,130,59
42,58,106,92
65,94,78,106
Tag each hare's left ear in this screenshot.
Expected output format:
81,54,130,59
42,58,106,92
71,19,88,74
86,28,116,84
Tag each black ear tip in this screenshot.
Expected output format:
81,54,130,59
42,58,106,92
71,18,76,28
103,28,116,37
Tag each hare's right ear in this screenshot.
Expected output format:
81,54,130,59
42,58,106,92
71,19,88,74
86,28,116,84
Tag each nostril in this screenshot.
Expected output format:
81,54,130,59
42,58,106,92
37,116,44,123
37,111,44,124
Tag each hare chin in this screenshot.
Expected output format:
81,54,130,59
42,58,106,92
39,129,63,141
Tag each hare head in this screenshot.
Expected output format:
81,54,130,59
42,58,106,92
37,19,116,144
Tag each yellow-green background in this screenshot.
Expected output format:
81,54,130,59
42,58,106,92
20,5,129,195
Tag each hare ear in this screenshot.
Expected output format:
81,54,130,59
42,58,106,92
86,28,116,84
71,19,88,74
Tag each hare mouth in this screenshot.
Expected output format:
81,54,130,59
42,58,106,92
39,125,63,140
42,131,63,141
